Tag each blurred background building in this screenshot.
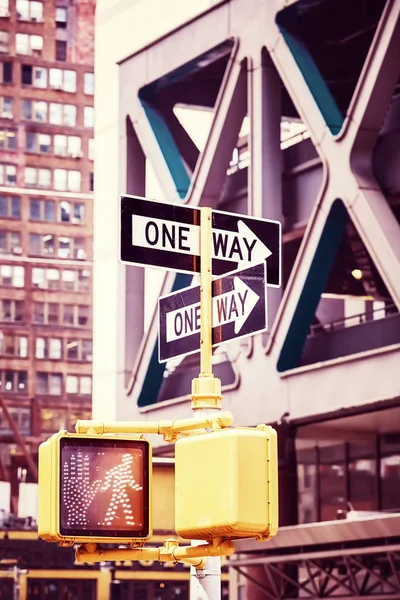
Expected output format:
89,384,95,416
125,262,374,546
0,0,94,514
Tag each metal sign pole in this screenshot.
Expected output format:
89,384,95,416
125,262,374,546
190,207,222,600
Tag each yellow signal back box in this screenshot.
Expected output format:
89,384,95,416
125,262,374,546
175,425,278,540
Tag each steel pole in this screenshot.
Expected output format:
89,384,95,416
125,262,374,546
190,207,221,600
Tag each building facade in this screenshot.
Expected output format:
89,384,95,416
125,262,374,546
93,0,400,598
0,0,94,509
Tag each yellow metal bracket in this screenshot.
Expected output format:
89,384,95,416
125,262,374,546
75,538,235,568
76,411,233,443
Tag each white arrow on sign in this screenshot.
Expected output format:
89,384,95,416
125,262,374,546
131,215,272,266
212,221,272,268
165,276,260,343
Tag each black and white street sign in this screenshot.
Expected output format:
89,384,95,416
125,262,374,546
120,195,281,286
158,263,267,362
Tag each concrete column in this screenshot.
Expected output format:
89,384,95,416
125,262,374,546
121,117,145,387
248,49,283,331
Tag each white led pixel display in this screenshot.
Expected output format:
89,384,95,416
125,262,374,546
60,441,148,537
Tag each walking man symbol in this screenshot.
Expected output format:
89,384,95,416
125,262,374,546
101,453,143,526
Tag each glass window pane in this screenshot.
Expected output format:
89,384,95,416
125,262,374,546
11,196,20,217
319,443,347,521
63,70,76,92
82,340,92,361
44,200,55,221
0,195,7,215
58,237,71,258
30,198,41,220
34,66,47,88
38,168,50,188
49,68,62,88
84,106,94,128
32,267,45,288
63,104,76,126
66,375,78,394
34,100,47,122
54,168,67,190
25,166,36,185
22,99,32,119
80,376,91,395
29,233,41,254
84,72,94,94
381,455,400,511
67,170,80,192
48,303,59,324
49,103,62,124
33,302,44,323
63,305,74,325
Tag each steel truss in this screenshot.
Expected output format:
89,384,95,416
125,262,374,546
231,544,400,599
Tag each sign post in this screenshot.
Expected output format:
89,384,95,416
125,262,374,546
190,207,222,600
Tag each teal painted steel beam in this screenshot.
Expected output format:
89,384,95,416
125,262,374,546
277,200,348,372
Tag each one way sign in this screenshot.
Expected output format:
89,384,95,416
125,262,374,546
120,195,281,287
158,263,267,362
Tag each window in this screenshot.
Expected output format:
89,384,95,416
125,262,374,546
0,299,24,322
26,132,51,154
0,195,20,218
49,68,76,92
84,72,94,95
16,0,43,21
21,64,47,88
90,172,94,192
32,267,59,289
88,138,94,161
22,99,47,122
78,269,91,292
84,106,94,128
56,39,67,61
0,265,24,287
0,31,9,53
60,201,84,224
0,333,28,357
61,269,90,292
29,232,55,256
55,6,67,27
63,104,76,126
0,230,21,253
66,375,92,395
0,129,16,151
0,407,30,435
24,167,51,188
78,305,89,326
0,164,16,185
63,305,90,327
58,236,70,258
36,372,62,395
40,408,66,432
0,96,12,118
50,103,76,126
0,0,9,17
29,198,55,221
0,370,28,393
66,339,92,361
16,33,43,56
54,169,81,192
36,337,62,359
54,135,81,157
33,301,59,325
0,60,12,83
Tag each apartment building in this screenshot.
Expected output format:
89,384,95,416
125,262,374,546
0,0,95,505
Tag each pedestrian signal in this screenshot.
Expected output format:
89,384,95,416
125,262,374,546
38,431,152,544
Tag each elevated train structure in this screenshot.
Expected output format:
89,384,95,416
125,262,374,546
93,0,400,597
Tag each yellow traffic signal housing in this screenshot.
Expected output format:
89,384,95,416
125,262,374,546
38,431,152,544
175,425,278,541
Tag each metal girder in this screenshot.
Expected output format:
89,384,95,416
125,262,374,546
231,546,400,599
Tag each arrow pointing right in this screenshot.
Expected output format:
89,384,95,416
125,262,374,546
213,275,260,334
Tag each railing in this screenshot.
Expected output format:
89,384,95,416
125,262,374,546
309,303,398,337
300,304,400,367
